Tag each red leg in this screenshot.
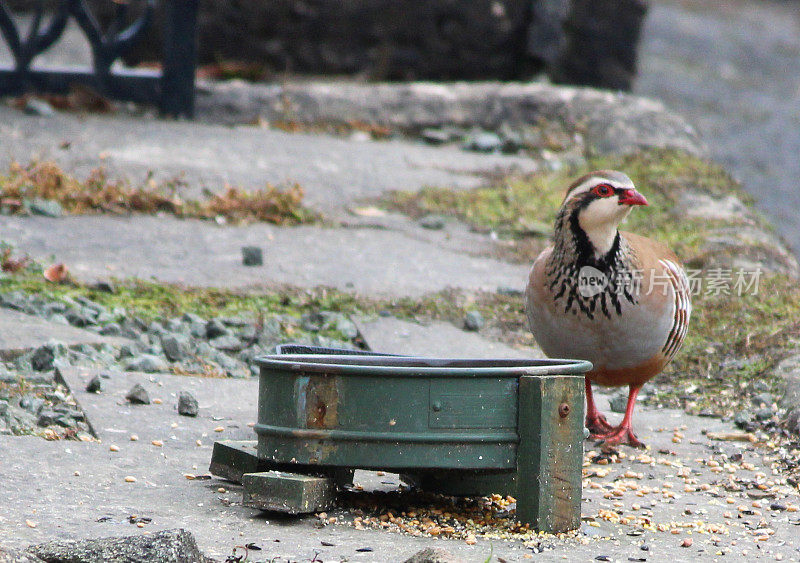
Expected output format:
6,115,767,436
599,385,645,448
585,378,614,437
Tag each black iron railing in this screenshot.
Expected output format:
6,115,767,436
0,0,197,117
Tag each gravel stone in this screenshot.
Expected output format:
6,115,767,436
220,316,250,328
23,98,55,117
125,383,151,405
125,354,168,373
47,313,69,325
785,408,800,435
465,132,502,152
27,528,212,563
752,392,774,407
19,396,45,416
85,375,103,393
116,342,140,359
65,309,93,327
464,310,485,331
421,128,454,145
301,312,325,332
496,286,523,296
403,547,465,563
147,321,167,337
95,311,115,324
335,315,359,340
418,214,447,230
31,345,55,372
189,321,206,338
257,318,283,348
213,352,250,378
241,246,263,266
753,380,771,392
734,410,753,428
205,318,230,339
209,334,243,352
165,318,185,333
75,296,106,315
0,546,45,562
42,301,67,316
609,393,628,414
178,391,199,417
237,325,257,344
161,334,191,362
182,312,205,325
755,407,774,421
36,410,59,427
98,323,121,336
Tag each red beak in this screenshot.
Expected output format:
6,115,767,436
618,189,648,206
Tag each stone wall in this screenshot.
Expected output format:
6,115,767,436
3,0,647,90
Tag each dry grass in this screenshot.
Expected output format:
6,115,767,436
0,160,317,225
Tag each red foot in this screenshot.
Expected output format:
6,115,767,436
586,413,615,436
594,425,645,448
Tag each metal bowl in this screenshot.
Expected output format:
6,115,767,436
255,352,591,471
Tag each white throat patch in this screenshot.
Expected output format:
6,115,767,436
578,197,632,257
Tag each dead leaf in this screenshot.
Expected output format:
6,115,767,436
43,263,68,283
706,431,757,443
349,206,387,218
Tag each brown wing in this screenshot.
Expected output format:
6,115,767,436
621,232,691,360
659,258,692,359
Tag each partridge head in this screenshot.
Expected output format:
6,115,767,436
525,171,691,447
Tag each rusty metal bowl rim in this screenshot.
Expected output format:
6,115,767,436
256,354,592,378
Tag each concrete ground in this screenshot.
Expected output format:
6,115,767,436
636,0,800,253
1,360,798,562
0,101,537,296
0,214,528,297
0,105,536,220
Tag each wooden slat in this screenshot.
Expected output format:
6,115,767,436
516,374,584,533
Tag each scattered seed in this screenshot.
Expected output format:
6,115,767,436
151,440,163,447
109,445,120,452
130,434,139,441
124,476,137,483
681,538,693,547
214,426,224,432
25,520,37,528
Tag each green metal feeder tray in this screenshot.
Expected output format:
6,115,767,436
210,345,590,533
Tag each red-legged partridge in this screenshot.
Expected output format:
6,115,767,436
526,171,691,447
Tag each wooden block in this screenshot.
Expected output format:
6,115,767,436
516,374,584,533
209,440,263,484
242,471,335,514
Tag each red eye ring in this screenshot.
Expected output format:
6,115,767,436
592,183,614,198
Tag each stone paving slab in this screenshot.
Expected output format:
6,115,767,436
0,105,538,220
2,367,798,561
0,308,124,360
636,0,800,254
0,215,530,297
355,316,542,359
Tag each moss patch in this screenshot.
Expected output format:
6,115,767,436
0,161,318,225
659,275,800,415
2,260,800,417
379,149,763,265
